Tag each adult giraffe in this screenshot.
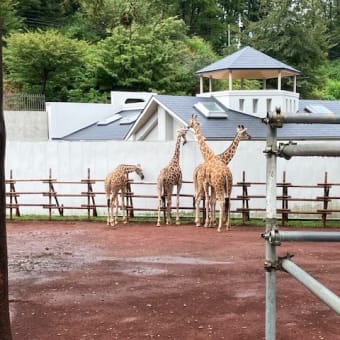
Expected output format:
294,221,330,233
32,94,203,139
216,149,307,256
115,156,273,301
105,164,144,227
156,127,188,226
193,125,251,227
187,115,232,232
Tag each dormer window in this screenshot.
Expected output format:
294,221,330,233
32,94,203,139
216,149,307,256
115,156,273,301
194,101,228,118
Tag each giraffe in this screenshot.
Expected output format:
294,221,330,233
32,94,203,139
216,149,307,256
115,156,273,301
105,164,144,227
187,115,232,232
156,127,188,227
193,125,251,227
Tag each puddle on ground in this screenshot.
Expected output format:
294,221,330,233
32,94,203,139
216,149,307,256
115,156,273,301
103,255,233,265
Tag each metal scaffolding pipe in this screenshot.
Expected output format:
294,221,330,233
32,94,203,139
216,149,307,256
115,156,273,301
278,142,340,159
267,112,340,125
281,259,340,314
269,230,340,243
265,121,278,339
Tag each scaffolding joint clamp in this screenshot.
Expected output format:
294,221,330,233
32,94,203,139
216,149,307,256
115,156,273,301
261,229,281,246
277,253,295,272
264,260,280,272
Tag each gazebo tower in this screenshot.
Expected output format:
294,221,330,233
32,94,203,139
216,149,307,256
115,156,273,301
195,46,301,118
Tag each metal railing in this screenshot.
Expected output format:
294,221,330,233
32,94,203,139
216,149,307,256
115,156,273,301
4,93,45,111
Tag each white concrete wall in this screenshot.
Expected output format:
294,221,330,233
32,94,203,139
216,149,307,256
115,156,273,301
5,140,340,218
5,111,49,141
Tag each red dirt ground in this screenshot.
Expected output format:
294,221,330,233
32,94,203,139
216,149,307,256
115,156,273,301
6,221,340,340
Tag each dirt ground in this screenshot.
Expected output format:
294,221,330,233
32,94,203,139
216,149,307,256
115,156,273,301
6,220,340,340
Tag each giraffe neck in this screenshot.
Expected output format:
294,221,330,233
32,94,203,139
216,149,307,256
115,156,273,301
169,133,183,167
193,124,215,161
121,165,138,173
217,133,241,164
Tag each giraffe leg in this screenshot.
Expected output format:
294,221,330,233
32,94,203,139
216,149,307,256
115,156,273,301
225,197,231,230
204,186,210,228
113,196,119,226
217,198,225,232
194,193,202,227
175,184,181,225
156,196,162,227
106,197,111,225
208,188,216,228
166,193,172,225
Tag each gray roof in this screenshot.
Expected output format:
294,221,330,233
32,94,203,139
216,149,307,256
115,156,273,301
155,95,264,140
62,109,141,140
196,46,300,79
155,95,340,141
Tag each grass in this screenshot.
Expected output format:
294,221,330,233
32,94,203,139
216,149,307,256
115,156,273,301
6,214,340,228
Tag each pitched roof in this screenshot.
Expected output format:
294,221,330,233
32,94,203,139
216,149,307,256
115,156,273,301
153,95,340,141
195,46,300,79
154,95,265,140
62,109,142,140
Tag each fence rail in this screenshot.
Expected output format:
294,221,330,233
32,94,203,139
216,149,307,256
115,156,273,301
5,168,340,225
4,93,46,111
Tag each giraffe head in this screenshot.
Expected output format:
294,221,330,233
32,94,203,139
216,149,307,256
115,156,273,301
187,114,199,131
177,126,188,145
237,125,251,140
135,164,145,180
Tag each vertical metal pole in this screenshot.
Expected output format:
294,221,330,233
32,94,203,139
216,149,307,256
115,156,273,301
265,123,277,340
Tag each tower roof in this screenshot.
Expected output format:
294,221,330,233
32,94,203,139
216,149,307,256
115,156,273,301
195,46,300,80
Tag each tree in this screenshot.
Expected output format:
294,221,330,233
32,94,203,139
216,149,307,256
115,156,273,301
4,29,88,101
318,59,340,99
0,1,13,338
94,17,199,95
245,0,330,98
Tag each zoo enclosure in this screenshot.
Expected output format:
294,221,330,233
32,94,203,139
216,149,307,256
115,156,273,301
5,167,340,224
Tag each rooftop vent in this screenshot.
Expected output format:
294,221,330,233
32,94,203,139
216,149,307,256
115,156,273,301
97,114,122,126
194,101,228,118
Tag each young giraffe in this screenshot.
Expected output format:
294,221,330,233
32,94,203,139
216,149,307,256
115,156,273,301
105,164,144,227
193,125,251,227
156,127,188,227
187,115,232,232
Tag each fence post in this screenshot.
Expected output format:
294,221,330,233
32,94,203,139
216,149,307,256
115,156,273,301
86,168,97,219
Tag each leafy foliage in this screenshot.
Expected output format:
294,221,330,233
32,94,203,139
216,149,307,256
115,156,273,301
4,30,88,101
245,0,330,98
1,0,340,101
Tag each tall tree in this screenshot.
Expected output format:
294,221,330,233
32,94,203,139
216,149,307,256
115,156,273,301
4,29,88,101
94,17,191,94
0,1,13,339
246,0,330,98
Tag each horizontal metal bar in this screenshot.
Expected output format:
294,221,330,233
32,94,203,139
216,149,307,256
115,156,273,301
281,258,340,314
270,230,340,243
278,142,340,159
267,112,340,125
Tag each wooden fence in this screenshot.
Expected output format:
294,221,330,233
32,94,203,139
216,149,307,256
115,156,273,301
5,168,340,226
